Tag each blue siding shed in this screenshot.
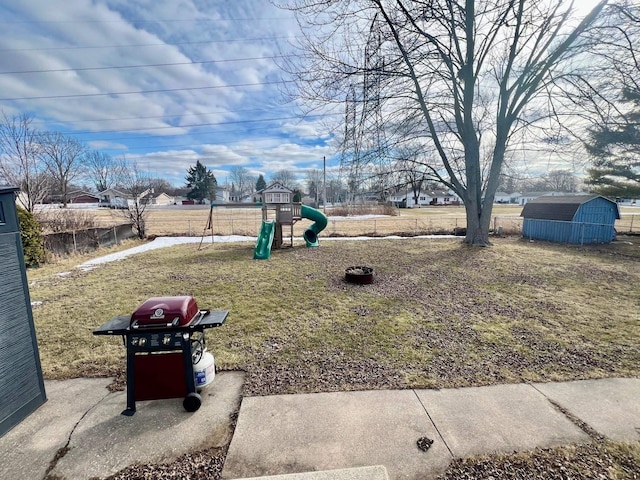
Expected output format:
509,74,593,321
521,195,620,244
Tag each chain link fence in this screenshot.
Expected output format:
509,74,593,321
43,223,135,256
116,212,639,239
43,205,640,247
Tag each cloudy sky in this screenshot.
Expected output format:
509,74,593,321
0,0,607,190
0,0,338,187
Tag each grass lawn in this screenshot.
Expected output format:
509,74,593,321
27,235,640,479
28,235,640,396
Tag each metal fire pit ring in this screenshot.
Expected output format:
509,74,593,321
345,265,375,284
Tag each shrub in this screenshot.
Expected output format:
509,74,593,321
327,203,398,217
36,208,97,233
17,206,45,267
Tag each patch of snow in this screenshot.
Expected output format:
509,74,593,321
31,301,43,308
77,235,254,270
76,234,458,270
56,271,72,277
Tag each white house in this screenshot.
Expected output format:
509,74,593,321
494,192,522,204
390,188,462,207
519,191,578,206
98,188,152,208
214,185,231,203
151,192,174,205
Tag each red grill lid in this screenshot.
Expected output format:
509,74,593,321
131,296,199,328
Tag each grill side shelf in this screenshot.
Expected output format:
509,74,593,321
93,315,131,335
93,310,229,336
194,310,228,328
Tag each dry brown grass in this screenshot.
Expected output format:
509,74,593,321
28,235,640,396
438,440,640,480
38,203,640,239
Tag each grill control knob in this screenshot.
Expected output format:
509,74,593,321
139,338,147,347
130,337,139,346
163,335,172,345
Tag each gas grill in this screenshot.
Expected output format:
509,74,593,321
93,296,228,416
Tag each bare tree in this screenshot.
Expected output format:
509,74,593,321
305,168,324,203
39,131,86,207
574,2,640,197
546,170,578,193
270,169,299,189
281,0,610,245
84,150,126,192
0,113,48,211
118,162,152,239
229,166,252,198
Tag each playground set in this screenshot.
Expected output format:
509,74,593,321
253,182,328,259
198,182,327,259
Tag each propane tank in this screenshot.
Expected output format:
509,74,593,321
193,350,215,389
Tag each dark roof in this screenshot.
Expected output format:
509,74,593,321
520,195,618,221
68,190,100,198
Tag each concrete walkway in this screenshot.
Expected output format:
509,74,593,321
222,378,640,480
0,376,638,480
0,372,245,480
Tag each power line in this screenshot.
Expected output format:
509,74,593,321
0,35,299,53
106,125,318,151
80,116,336,143
0,54,293,75
0,16,292,25
31,106,294,125
0,80,293,101
62,114,334,135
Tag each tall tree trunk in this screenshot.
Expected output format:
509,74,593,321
463,198,490,246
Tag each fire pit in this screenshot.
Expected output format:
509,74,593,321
345,265,375,284
93,296,228,416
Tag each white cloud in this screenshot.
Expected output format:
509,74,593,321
0,0,339,188
87,140,128,150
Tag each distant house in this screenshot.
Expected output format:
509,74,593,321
521,195,620,244
98,188,128,208
427,189,461,206
151,192,174,205
216,186,230,203
390,189,461,208
67,191,100,204
98,188,152,209
518,191,577,206
494,192,521,204
614,197,637,206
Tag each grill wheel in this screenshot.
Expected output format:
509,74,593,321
183,392,202,412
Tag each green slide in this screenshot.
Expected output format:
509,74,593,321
254,220,275,259
301,205,328,247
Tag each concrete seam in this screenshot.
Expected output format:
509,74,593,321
412,389,454,458
42,385,113,480
527,383,605,442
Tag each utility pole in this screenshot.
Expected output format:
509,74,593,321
323,156,327,213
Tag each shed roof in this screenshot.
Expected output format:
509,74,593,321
520,195,619,221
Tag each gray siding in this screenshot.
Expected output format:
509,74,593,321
0,188,46,437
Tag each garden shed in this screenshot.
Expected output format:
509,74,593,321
521,195,620,244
